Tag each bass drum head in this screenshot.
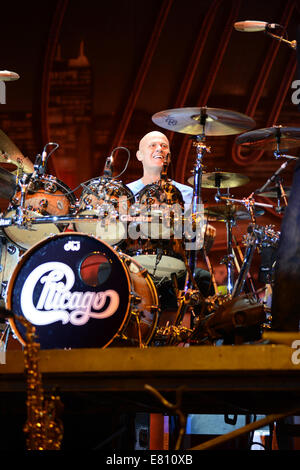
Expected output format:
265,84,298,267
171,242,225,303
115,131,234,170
6,233,131,349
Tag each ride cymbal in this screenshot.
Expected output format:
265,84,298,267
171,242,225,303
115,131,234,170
152,107,256,136
235,126,300,151
188,171,250,188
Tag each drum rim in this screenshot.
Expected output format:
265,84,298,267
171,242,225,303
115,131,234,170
119,252,160,345
6,232,133,349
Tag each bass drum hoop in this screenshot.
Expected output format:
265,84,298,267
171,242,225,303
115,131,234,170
118,253,159,346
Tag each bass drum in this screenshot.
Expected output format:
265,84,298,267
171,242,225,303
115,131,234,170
6,233,159,349
74,177,134,246
4,174,76,251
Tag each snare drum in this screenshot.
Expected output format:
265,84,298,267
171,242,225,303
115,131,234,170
124,182,186,279
75,177,134,246
6,233,159,349
4,174,76,251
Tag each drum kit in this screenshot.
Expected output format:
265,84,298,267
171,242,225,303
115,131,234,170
0,108,298,349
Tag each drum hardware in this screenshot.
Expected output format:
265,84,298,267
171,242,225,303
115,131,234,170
0,128,34,174
232,224,280,299
4,173,77,250
152,106,256,333
185,131,210,286
187,171,250,189
232,234,257,297
153,322,193,346
255,158,293,213
191,292,267,345
205,198,267,296
0,166,16,198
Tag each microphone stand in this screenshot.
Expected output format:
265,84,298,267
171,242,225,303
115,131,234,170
255,145,296,210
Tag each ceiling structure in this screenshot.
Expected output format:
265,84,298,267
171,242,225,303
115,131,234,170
0,0,300,283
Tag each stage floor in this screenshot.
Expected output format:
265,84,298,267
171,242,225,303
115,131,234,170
1,332,300,416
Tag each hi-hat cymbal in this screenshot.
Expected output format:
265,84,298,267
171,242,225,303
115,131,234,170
204,204,264,222
235,126,300,151
152,107,256,136
188,171,250,188
258,185,291,198
0,129,34,173
0,70,20,81
0,167,16,198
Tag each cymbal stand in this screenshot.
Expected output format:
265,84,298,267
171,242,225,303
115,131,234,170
232,234,257,297
184,127,210,291
217,194,274,215
176,124,210,328
232,231,257,298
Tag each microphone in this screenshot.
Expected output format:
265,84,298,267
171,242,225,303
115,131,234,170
103,154,114,177
234,21,282,32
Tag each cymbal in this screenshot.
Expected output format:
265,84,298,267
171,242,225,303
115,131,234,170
152,107,256,136
258,185,291,198
0,129,34,173
188,171,250,188
204,204,264,222
0,167,16,198
235,126,300,151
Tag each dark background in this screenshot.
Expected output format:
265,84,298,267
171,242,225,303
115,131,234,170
0,0,299,284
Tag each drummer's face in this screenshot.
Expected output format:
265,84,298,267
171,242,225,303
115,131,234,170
137,132,170,172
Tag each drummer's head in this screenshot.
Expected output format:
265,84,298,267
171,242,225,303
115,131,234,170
136,131,170,175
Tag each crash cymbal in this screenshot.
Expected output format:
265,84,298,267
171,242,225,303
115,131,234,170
258,185,291,198
188,171,250,188
0,129,34,173
235,126,300,151
0,167,16,198
152,107,256,136
0,70,20,81
204,204,264,222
